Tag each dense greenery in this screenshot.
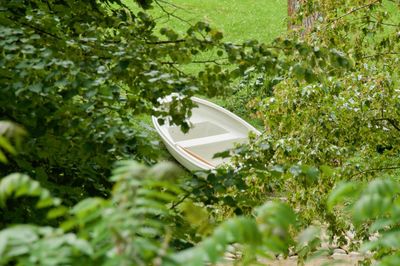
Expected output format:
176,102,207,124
0,0,231,206
0,159,302,265
229,0,400,225
220,0,400,262
1,0,400,265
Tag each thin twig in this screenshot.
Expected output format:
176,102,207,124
170,191,191,209
350,166,400,179
192,58,229,64
146,39,187,45
170,184,207,209
378,22,399,27
170,64,187,76
161,57,229,65
362,52,400,59
373,118,400,132
19,21,62,40
154,0,192,26
325,0,381,27
157,0,189,12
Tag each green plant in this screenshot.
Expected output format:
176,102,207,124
0,159,306,265
196,0,400,243
329,178,400,265
0,0,232,205
0,160,183,265
2,0,400,264
0,121,26,164
0,0,359,221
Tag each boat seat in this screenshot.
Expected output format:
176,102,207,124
175,133,244,148
179,134,248,166
167,121,228,142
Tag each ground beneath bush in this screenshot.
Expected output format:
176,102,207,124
222,228,366,266
261,254,363,266
222,252,363,266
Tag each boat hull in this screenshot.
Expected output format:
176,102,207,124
152,97,260,171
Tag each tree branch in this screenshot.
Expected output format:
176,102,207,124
146,39,187,45
362,52,400,59
154,0,192,26
326,0,381,26
350,165,400,179
17,21,62,40
170,184,207,209
161,58,229,65
373,118,400,132
170,64,187,77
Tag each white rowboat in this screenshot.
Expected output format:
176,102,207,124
152,97,260,171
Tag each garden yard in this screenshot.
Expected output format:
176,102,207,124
1,0,400,265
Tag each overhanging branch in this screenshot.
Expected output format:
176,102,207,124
373,118,400,132
326,0,381,26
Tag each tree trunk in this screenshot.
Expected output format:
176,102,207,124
288,0,303,18
288,0,304,29
288,0,319,32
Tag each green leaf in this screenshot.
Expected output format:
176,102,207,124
297,226,321,246
365,178,400,197
327,181,359,211
212,150,230,159
0,136,16,155
0,173,59,208
0,151,8,164
352,193,392,223
47,206,69,219
256,201,297,230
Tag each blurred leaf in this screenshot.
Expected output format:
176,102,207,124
327,181,359,211
0,173,60,208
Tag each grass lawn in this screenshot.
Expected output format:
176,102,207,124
125,0,287,78
126,0,287,43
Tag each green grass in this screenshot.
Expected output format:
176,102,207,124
127,0,287,43
125,1,287,75
151,0,287,43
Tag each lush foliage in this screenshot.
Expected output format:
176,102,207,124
200,0,400,262
163,0,400,262
2,0,400,265
0,159,303,266
329,178,400,265
0,0,231,205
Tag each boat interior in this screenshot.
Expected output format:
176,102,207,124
167,121,248,167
